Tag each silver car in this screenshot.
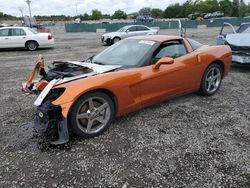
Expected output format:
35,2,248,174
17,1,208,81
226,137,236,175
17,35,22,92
101,25,158,45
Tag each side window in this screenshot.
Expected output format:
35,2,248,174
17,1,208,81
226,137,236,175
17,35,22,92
10,29,26,36
128,26,136,32
0,29,9,37
137,26,149,31
153,40,187,60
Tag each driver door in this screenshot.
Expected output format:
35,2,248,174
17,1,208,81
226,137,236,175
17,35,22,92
139,40,199,107
216,23,236,45
125,26,138,37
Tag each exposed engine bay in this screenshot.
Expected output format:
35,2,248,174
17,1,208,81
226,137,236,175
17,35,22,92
22,55,121,98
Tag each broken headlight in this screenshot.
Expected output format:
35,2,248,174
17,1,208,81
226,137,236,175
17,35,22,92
43,88,65,103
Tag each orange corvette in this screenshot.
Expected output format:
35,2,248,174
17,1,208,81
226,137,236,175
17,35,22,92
23,35,232,144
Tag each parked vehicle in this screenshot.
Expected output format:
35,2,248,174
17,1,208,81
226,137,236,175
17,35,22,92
101,25,158,45
0,23,8,27
74,18,81,24
136,15,154,22
0,27,54,51
22,35,232,144
204,11,224,19
217,22,250,64
188,12,206,20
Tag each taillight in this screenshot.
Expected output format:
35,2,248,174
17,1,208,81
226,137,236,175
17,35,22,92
48,35,52,40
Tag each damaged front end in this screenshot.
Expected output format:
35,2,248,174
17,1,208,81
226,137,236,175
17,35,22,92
217,22,250,64
228,44,250,64
22,55,121,144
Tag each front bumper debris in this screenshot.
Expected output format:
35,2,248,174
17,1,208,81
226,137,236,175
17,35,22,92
35,101,69,145
232,53,250,64
101,36,111,44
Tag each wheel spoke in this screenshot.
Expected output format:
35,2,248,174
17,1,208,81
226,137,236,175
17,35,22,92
213,73,220,80
207,82,212,91
77,113,89,119
88,98,94,110
97,103,108,113
96,116,106,124
86,119,93,133
211,68,215,77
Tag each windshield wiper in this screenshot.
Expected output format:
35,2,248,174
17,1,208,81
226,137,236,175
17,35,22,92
93,61,105,65
85,55,95,63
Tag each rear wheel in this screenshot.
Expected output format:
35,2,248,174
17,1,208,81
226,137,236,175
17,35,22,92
26,41,38,51
200,63,222,96
69,91,115,138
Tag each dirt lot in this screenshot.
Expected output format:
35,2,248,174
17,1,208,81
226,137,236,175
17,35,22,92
0,27,250,187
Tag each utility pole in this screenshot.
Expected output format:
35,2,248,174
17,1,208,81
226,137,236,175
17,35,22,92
25,0,32,27
75,0,79,15
25,0,32,18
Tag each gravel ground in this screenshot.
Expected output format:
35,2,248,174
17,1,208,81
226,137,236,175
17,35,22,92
0,27,250,187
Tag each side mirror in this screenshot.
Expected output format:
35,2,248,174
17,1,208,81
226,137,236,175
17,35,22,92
153,57,174,70
126,29,130,33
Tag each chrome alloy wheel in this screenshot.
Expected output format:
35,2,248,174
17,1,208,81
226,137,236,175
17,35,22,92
205,66,222,94
76,97,111,134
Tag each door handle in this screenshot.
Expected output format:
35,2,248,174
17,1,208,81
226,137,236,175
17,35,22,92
22,37,26,39
4,38,9,39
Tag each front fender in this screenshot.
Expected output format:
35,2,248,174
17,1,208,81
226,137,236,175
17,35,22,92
52,70,142,118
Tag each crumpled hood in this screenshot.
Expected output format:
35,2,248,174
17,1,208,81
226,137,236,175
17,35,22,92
226,33,250,47
33,61,122,106
56,61,122,85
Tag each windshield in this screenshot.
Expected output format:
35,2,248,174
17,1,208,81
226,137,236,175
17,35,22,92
92,39,157,66
187,38,203,50
237,24,250,33
117,26,129,32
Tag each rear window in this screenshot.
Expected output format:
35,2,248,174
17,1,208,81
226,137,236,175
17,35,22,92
187,38,203,50
28,28,38,34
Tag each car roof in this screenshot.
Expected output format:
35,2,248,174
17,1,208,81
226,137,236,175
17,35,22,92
0,26,28,29
124,25,149,27
128,35,183,42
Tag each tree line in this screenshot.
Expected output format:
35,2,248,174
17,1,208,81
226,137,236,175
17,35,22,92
1,0,250,21
73,0,250,20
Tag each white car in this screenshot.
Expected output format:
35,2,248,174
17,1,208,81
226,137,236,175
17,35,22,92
101,25,158,45
0,27,54,51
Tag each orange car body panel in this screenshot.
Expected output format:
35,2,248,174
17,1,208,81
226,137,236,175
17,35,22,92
51,35,231,118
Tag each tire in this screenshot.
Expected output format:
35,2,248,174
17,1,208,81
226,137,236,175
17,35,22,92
112,37,120,44
69,91,115,138
200,63,222,96
26,41,38,51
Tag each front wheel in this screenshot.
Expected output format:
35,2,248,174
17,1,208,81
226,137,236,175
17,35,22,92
69,91,115,138
199,63,222,96
112,37,120,44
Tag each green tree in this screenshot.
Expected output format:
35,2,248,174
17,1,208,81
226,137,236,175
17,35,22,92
231,0,239,16
0,12,3,18
164,3,183,18
219,0,233,16
139,7,151,16
151,8,163,18
91,9,102,20
82,13,89,20
112,10,127,19
239,0,247,17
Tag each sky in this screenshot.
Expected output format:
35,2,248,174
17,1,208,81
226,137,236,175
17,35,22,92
0,0,186,16
1,0,250,17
